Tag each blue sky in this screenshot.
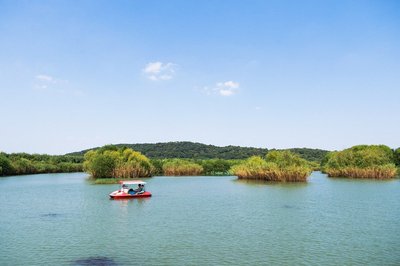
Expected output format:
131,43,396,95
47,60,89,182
0,0,399,154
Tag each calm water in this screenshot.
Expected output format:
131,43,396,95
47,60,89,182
0,172,399,266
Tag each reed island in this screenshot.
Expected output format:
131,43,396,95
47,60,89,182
232,151,313,182
322,145,398,179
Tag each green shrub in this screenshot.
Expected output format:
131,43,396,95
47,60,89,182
322,145,397,179
200,159,232,175
83,146,153,178
394,148,400,167
231,151,312,182
0,154,13,176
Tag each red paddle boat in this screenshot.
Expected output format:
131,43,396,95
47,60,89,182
109,180,152,199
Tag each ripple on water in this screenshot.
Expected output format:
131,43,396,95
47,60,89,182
282,204,301,210
72,256,118,266
40,213,61,218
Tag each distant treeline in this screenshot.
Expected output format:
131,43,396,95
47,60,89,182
2,143,399,180
68,141,329,162
0,153,83,176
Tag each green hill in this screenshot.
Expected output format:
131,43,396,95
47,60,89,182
68,141,329,162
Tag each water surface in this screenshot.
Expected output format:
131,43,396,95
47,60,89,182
0,172,399,265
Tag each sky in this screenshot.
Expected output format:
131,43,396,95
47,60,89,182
0,0,399,154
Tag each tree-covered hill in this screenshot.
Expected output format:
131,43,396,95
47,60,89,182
68,141,329,162
277,148,330,162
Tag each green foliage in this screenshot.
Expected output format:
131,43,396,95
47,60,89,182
322,145,397,179
266,150,310,168
84,152,116,178
162,159,203,176
0,154,13,176
394,148,400,166
150,159,164,175
91,178,132,184
200,159,232,175
322,145,394,169
271,148,329,162
148,158,238,176
69,141,328,162
0,152,82,176
83,147,153,178
232,151,312,182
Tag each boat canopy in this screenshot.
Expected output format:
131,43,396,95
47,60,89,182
119,180,146,185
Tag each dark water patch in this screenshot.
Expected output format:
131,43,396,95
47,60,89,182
40,213,62,218
282,204,301,210
72,256,118,266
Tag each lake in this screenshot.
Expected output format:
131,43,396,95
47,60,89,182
0,172,399,265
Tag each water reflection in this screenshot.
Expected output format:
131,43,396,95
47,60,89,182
111,197,150,204
111,197,150,219
234,178,308,188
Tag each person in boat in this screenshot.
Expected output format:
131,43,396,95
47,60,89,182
134,184,144,193
128,184,144,194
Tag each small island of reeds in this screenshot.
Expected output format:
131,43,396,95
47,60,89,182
231,150,313,182
83,146,153,179
321,145,398,179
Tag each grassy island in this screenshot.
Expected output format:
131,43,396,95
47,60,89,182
232,151,312,182
322,145,398,179
83,146,153,179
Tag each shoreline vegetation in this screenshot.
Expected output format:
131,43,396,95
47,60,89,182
1,143,399,181
0,153,82,176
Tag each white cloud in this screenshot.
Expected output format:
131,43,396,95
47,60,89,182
33,74,82,96
217,81,239,89
35,74,55,83
219,89,235,96
144,62,163,74
216,81,239,96
202,80,240,96
143,62,176,81
35,74,68,84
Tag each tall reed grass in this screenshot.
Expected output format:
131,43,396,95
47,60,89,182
232,151,312,182
162,159,203,176
324,166,397,179
84,147,153,178
322,145,398,179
